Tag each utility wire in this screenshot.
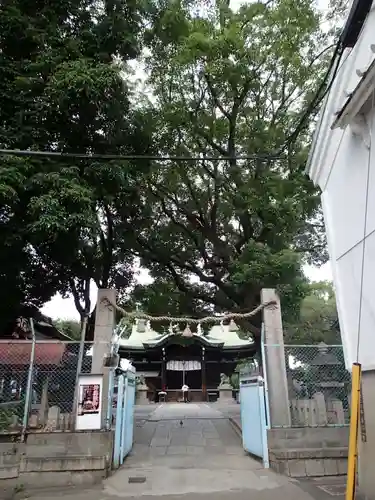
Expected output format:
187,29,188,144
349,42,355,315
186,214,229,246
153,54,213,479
279,41,344,152
0,40,343,163
307,48,352,175
0,149,285,162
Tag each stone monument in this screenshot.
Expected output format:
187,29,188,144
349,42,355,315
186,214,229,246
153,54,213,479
135,375,149,405
218,373,232,402
261,288,291,427
92,289,116,427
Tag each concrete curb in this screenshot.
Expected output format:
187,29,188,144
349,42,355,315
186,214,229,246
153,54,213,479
229,417,242,440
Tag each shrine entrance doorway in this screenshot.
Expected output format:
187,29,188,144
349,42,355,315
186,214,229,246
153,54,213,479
167,360,202,388
165,343,204,401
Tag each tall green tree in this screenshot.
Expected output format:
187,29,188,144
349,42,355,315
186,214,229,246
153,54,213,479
127,0,333,344
0,0,151,329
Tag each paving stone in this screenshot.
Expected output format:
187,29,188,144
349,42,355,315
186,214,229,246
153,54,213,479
151,437,171,447
205,438,222,447
186,445,205,456
206,447,227,456
171,430,190,436
154,430,170,437
131,444,150,457
167,446,188,455
170,437,189,446
188,436,206,446
149,446,167,456
225,446,246,456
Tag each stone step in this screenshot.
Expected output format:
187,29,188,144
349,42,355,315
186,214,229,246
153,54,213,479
269,447,348,460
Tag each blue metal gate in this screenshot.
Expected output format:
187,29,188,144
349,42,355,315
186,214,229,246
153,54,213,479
112,366,136,469
240,374,269,468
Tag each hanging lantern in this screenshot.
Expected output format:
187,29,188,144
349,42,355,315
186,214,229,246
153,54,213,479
182,324,193,337
228,319,239,331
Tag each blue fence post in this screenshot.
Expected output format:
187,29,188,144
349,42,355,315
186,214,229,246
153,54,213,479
125,369,135,454
113,374,124,469
106,368,115,431
258,380,270,468
261,324,271,429
120,372,129,465
22,319,36,442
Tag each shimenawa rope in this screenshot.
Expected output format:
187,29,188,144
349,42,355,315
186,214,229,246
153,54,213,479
102,297,277,324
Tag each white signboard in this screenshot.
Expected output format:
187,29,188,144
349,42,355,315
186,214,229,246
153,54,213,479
75,374,103,431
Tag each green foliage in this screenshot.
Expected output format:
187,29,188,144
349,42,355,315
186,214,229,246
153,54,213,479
54,319,82,340
130,0,333,338
0,0,150,329
0,407,16,430
230,373,239,390
130,278,215,318
0,0,340,349
284,281,340,344
0,400,23,430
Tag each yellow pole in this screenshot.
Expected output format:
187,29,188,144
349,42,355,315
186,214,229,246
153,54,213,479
346,362,361,500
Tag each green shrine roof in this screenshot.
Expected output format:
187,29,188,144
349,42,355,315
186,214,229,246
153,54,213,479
118,321,254,351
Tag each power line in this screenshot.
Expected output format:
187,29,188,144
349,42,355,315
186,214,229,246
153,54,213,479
0,149,285,162
0,42,343,163
280,41,344,152
306,48,351,175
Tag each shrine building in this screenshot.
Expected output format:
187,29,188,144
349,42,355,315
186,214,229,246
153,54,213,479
118,319,256,402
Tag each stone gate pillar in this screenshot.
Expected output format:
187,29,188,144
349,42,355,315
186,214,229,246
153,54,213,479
261,288,291,427
92,288,116,427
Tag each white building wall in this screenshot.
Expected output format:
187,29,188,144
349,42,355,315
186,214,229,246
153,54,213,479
321,125,375,371
308,2,375,371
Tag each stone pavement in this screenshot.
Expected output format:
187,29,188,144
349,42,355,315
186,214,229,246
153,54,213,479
19,403,346,500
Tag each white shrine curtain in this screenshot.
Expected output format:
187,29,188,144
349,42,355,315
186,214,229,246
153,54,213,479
166,360,201,371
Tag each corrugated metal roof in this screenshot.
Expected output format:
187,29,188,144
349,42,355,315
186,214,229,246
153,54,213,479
0,341,66,365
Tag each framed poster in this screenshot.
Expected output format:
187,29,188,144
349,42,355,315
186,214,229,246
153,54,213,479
75,374,103,430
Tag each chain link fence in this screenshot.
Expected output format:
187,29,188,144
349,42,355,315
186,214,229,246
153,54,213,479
0,340,99,433
264,344,351,427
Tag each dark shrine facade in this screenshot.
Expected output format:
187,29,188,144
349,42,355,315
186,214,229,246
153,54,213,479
119,324,255,402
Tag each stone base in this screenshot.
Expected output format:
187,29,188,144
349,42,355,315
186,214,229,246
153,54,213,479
136,390,149,405
269,447,348,477
267,427,349,479
219,388,232,402
0,430,113,499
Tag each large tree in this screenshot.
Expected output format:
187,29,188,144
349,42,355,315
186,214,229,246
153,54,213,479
284,281,340,345
126,0,332,343
0,0,151,329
